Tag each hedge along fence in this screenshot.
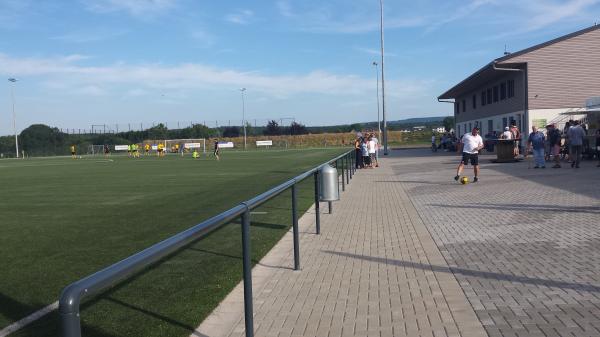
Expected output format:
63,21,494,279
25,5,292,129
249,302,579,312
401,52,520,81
215,131,431,149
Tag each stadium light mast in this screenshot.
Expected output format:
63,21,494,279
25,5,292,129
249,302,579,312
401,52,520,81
240,88,247,150
372,61,381,142
8,78,19,158
379,0,388,155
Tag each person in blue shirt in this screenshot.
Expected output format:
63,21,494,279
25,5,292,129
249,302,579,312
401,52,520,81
527,126,546,168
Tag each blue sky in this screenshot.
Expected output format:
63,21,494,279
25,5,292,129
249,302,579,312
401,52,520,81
1,0,599,134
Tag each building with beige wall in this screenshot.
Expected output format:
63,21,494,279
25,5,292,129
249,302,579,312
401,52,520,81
438,25,600,138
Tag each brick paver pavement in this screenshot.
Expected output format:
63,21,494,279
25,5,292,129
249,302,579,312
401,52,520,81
394,150,600,337
195,152,487,337
195,150,600,337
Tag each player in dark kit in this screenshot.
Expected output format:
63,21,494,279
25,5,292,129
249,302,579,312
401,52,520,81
213,140,220,161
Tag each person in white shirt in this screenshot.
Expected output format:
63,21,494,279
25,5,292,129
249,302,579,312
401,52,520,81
368,136,377,168
372,134,379,167
454,127,484,183
501,126,513,140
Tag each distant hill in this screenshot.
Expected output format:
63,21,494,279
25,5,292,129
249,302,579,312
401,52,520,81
387,116,445,125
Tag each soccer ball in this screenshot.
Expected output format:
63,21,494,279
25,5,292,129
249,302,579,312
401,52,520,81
460,176,469,184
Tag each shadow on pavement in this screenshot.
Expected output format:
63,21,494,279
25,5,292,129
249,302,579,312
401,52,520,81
322,250,600,293
428,203,600,214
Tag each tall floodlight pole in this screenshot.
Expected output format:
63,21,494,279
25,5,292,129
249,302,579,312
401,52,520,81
8,78,19,158
372,62,381,142
379,0,388,155
240,88,247,150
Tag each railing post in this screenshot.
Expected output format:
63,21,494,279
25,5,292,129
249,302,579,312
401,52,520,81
241,208,254,337
350,152,353,178
328,201,333,214
314,172,320,235
345,154,350,184
341,156,345,192
292,184,300,270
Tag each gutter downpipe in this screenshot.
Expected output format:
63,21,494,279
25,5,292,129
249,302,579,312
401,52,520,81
492,61,528,137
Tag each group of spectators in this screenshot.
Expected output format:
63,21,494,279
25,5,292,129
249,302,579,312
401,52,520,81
432,132,459,152
526,120,600,169
354,133,379,169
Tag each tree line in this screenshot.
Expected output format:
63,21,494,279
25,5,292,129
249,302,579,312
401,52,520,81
0,120,310,157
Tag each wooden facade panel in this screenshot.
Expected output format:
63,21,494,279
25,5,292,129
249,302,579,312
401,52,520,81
499,28,600,109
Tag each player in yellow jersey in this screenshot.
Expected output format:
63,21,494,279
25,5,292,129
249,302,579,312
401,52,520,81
70,145,76,159
157,143,165,157
144,143,150,156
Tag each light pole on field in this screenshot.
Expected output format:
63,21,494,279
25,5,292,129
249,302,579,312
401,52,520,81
240,88,247,150
379,0,388,155
8,78,19,158
372,61,381,142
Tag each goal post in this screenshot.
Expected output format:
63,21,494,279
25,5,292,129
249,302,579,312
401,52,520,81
164,139,206,155
87,145,105,156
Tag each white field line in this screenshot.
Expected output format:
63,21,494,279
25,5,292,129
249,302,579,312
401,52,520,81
0,301,58,337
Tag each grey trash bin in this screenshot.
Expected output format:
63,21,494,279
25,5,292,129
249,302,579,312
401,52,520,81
319,165,339,201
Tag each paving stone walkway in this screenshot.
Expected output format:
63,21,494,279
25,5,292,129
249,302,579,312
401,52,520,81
195,150,600,337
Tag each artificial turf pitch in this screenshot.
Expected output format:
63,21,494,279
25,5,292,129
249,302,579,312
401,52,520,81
0,148,346,337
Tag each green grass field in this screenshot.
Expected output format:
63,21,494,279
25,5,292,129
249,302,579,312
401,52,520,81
0,148,347,337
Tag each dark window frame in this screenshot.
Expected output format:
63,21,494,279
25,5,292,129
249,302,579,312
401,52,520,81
493,86,499,102
487,88,492,104
508,80,515,98
500,82,506,100
481,91,486,106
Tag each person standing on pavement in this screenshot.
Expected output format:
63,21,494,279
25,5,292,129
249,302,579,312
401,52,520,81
567,120,586,168
372,133,380,167
454,127,484,183
368,135,378,168
595,129,600,167
354,136,362,169
527,126,546,169
546,124,562,168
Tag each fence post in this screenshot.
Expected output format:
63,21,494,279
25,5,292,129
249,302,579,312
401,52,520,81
241,209,254,337
292,184,300,270
341,157,345,192
346,154,350,184
314,172,320,235
328,201,333,214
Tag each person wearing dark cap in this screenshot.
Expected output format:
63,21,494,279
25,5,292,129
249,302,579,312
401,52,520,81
454,127,484,183
546,124,562,168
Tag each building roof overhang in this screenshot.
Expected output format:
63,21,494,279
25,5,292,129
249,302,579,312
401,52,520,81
438,24,600,101
437,61,524,100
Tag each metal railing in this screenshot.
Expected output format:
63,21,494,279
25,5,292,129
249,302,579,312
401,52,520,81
59,149,357,337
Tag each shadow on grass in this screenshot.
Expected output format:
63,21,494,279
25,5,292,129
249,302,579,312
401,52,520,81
322,250,600,293
0,292,38,325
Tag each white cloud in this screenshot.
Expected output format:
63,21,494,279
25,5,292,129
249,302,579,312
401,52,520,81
0,53,432,99
51,29,128,43
520,0,600,31
225,9,254,25
82,0,177,18
190,29,216,47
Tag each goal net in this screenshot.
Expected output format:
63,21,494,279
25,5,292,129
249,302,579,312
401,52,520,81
164,139,206,154
87,145,106,156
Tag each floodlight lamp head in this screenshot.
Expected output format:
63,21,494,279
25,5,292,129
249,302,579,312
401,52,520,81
372,61,378,66
240,88,246,92
8,78,17,83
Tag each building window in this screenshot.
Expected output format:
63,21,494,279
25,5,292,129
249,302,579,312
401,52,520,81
493,86,499,102
462,99,466,112
481,91,486,106
455,102,459,114
469,122,472,131
458,124,461,135
508,80,515,98
502,117,507,128
472,95,476,109
487,88,492,104
500,82,506,100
